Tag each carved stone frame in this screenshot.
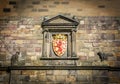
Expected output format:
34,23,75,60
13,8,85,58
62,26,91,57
40,15,79,60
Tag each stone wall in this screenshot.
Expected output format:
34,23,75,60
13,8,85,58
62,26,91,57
1,70,120,84
0,0,120,16
0,0,120,84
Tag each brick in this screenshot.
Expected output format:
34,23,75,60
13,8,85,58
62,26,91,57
115,52,120,57
46,76,55,82
46,70,53,75
79,56,87,60
66,75,76,83
93,77,109,83
101,33,115,40
113,41,120,46
55,76,66,82
0,54,6,61
22,71,36,75
109,61,116,66
109,72,120,78
98,5,105,8
77,75,88,82
81,61,92,66
38,9,48,12
61,2,69,4
3,8,11,12
54,70,68,75
109,77,120,83
27,5,33,8
9,1,17,5
37,71,46,76
108,57,117,61
77,9,83,11
77,51,87,56
77,70,92,75
115,34,120,40
54,2,60,4
0,76,4,82
117,57,120,61
68,70,77,75
89,51,95,57
114,61,120,66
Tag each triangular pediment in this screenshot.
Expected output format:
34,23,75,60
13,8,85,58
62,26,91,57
49,18,72,23
41,15,79,27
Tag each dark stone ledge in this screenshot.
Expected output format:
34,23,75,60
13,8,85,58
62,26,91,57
40,57,79,60
0,66,120,72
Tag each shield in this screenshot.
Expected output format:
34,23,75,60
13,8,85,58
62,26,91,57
52,34,67,57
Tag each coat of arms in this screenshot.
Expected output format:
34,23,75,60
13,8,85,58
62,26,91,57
52,34,67,57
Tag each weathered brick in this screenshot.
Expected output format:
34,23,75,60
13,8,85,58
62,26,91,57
61,2,69,4
77,75,88,82
98,5,105,8
109,77,120,83
108,56,117,61
81,61,92,66
66,75,76,83
46,76,55,82
101,33,115,40
46,70,53,75
38,9,48,12
109,61,116,66
54,70,68,75
0,54,6,61
114,41,120,46
32,1,40,5
9,1,17,5
93,77,109,83
54,2,60,4
3,8,11,12
55,76,66,82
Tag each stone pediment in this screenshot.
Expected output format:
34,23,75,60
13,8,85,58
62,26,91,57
41,15,79,27
41,15,79,60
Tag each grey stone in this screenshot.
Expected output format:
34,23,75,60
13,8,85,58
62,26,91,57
47,76,55,82
32,1,40,5
0,54,6,61
108,57,117,61
46,70,53,75
54,2,60,4
55,76,66,82
77,75,88,82
93,77,109,83
38,9,48,12
81,61,92,66
0,76,4,82
68,70,77,75
101,34,115,40
61,2,69,4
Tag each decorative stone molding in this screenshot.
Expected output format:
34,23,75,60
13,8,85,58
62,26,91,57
41,15,79,60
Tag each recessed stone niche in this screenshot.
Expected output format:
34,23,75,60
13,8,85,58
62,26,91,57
40,15,79,60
